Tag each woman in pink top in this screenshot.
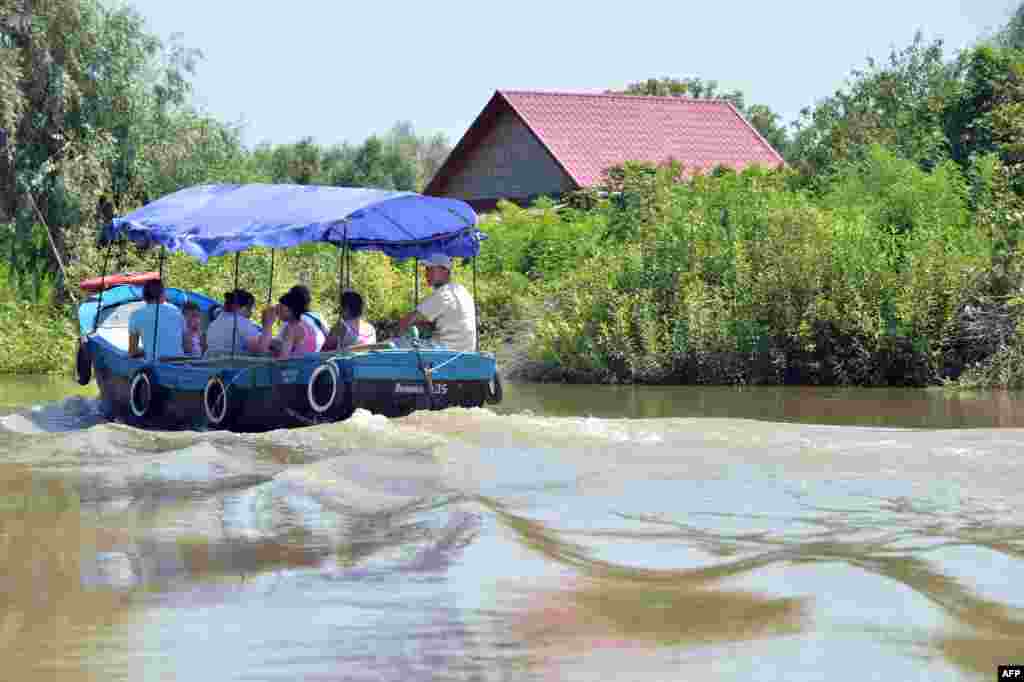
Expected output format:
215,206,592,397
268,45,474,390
269,285,318,359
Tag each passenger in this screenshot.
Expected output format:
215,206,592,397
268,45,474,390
323,290,377,351
293,285,327,352
181,301,207,356
267,285,318,359
128,279,185,361
398,253,477,352
206,289,274,354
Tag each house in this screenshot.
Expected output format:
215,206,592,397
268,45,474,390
424,90,785,212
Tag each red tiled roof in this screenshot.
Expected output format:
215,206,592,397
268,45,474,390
497,90,784,187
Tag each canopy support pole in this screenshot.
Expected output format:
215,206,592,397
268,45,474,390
472,257,479,352
337,225,349,324
267,249,275,305
413,258,419,307
231,251,240,359
91,243,115,334
151,246,165,364
345,244,351,290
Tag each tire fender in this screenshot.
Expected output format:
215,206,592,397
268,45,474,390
485,370,503,405
305,363,338,415
75,339,92,386
128,368,158,419
203,374,236,428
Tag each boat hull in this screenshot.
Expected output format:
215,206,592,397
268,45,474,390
87,336,499,432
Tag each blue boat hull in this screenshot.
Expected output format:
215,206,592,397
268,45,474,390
87,336,500,432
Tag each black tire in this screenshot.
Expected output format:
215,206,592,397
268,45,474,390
305,363,338,416
203,374,238,429
327,379,356,422
485,371,503,405
128,368,162,420
208,304,222,322
75,341,92,386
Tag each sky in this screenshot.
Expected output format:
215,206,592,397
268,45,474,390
126,0,1019,150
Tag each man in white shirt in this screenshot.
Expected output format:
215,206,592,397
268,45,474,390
128,279,185,361
398,253,477,352
206,289,274,354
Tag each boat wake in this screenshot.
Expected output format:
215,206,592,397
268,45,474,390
3,398,1024,680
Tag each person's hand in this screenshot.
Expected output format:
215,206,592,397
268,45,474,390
261,305,277,327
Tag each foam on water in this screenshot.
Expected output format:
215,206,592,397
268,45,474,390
0,395,107,434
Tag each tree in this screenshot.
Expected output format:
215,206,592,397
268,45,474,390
419,132,451,189
788,32,960,184
996,1,1024,51
0,0,250,299
945,45,1024,180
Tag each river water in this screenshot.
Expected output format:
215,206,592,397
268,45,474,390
1,377,1022,681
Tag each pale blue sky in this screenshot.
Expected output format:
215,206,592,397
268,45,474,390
128,0,1018,149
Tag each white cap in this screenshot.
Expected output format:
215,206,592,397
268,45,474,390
422,253,452,269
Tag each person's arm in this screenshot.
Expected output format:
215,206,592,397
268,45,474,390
128,314,144,357
246,307,277,353
400,293,442,335
128,331,143,358
398,310,425,335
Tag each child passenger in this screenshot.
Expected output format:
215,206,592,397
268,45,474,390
181,301,207,356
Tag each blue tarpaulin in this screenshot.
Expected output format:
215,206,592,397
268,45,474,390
102,184,485,262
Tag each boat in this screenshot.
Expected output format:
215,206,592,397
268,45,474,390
75,184,502,432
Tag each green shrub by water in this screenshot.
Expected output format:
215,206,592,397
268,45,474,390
527,152,1023,386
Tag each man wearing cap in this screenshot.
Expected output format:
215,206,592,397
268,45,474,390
398,253,477,352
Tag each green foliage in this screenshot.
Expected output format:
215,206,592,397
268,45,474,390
789,32,959,183
249,123,448,192
0,300,77,374
995,1,1024,51
530,156,1002,386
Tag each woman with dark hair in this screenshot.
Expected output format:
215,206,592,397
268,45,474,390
323,290,377,351
206,288,273,354
269,285,319,359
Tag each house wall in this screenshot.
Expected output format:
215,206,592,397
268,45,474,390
440,111,576,202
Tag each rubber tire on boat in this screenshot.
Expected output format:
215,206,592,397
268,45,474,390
484,371,503,405
203,374,238,429
327,378,356,423
128,368,162,420
304,363,338,417
75,340,92,386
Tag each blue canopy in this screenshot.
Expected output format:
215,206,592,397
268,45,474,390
102,184,485,262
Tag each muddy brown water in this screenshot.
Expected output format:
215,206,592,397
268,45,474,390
0,376,1022,680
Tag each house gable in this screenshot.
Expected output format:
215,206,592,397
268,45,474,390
436,109,576,206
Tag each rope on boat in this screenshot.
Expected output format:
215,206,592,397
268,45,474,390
428,351,467,373
26,191,78,305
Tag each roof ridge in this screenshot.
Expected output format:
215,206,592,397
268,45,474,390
497,89,737,105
